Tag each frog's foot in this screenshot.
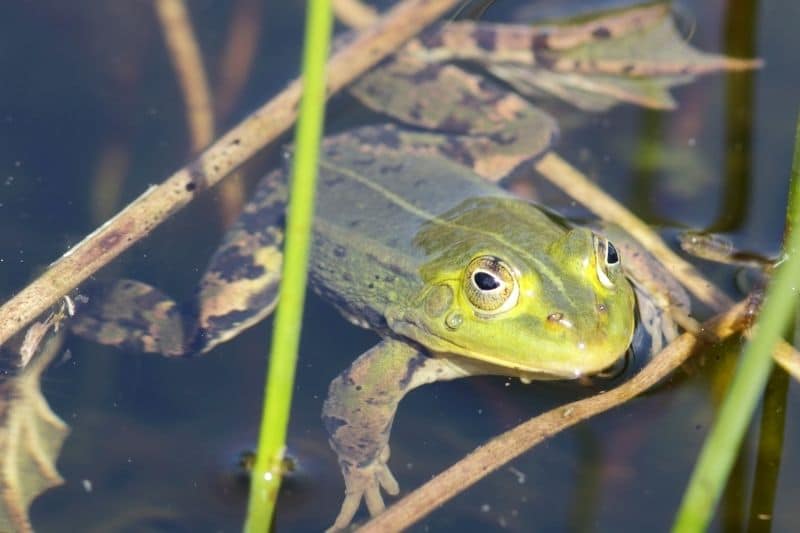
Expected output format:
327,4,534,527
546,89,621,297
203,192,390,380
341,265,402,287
328,446,399,532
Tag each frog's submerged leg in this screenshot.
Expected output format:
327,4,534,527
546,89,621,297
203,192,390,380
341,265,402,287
322,339,471,531
194,168,287,352
348,55,558,182
70,169,287,356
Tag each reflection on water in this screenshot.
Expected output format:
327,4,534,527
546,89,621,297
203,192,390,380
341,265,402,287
0,0,797,531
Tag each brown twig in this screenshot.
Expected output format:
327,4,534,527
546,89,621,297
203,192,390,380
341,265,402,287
0,0,463,349
154,0,215,151
358,296,757,532
332,0,379,30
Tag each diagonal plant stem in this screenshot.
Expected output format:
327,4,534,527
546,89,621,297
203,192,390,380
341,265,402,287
358,296,760,532
0,0,463,351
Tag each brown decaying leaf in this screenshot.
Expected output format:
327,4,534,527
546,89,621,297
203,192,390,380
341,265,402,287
0,332,69,533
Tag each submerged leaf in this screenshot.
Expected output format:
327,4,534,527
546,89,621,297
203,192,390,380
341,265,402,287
0,332,69,532
497,5,759,110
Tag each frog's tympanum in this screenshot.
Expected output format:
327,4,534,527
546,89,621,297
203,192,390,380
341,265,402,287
69,4,757,530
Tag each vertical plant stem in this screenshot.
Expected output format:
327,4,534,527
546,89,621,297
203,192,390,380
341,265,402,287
244,1,333,531
672,111,800,531
745,366,789,532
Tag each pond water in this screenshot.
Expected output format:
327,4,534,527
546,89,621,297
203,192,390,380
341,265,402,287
0,0,798,531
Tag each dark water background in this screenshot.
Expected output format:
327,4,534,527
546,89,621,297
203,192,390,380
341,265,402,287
0,0,798,531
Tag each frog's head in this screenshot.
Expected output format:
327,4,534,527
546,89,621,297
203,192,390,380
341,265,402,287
388,226,636,379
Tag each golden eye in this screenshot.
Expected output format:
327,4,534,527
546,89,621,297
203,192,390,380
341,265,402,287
463,256,519,314
594,236,620,289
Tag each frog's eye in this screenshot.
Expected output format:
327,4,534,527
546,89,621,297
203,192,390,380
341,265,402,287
463,256,519,314
594,236,620,289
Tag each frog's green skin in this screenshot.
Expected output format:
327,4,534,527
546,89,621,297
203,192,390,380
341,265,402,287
64,5,755,530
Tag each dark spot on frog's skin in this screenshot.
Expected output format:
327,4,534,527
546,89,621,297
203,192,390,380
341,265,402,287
438,141,475,169
473,25,497,51
353,155,376,166
488,131,517,146
210,247,266,282
536,53,556,69
398,354,427,389
409,102,424,121
592,27,612,39
411,63,446,83
531,33,551,50
342,272,353,282
622,64,635,74
380,163,404,174
322,415,348,435
334,245,347,258
185,181,197,192
237,200,283,231
438,116,473,133
418,28,445,49
368,283,375,289
324,175,345,187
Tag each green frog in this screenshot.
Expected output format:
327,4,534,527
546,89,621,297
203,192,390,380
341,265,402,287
73,123,637,530
68,4,759,530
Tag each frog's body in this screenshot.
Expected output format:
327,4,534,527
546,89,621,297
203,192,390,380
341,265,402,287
66,3,762,530
72,125,636,530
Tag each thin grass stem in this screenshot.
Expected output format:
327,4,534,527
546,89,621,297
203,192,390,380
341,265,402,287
672,111,800,531
243,1,333,530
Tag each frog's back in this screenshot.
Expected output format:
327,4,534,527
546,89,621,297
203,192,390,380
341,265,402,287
310,127,511,328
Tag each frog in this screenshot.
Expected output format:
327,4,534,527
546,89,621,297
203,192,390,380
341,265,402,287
66,3,761,530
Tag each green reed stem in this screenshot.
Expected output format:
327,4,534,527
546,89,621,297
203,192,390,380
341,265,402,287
244,0,332,530
672,111,800,531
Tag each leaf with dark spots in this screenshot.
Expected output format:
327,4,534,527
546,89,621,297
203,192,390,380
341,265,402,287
0,333,68,533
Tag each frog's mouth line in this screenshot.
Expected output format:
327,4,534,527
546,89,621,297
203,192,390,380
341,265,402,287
406,320,587,380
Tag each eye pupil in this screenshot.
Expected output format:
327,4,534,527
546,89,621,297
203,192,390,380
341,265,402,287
606,242,619,265
474,271,500,291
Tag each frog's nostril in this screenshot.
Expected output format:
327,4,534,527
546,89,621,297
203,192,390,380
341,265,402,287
547,312,573,328
547,312,563,322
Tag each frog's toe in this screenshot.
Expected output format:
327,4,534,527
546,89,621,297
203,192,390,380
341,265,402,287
328,458,401,531
376,464,399,495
